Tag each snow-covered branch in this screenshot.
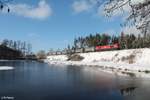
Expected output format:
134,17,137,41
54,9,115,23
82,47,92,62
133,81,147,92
102,0,150,35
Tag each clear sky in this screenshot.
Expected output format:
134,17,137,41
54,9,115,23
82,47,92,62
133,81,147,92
0,0,124,52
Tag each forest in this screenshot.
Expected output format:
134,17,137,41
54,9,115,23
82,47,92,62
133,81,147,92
69,32,150,50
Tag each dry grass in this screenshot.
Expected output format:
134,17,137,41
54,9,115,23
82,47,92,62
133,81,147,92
121,71,136,77
121,54,136,64
144,70,150,73
67,54,84,61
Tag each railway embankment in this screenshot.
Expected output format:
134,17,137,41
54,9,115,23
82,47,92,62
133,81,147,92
46,48,150,77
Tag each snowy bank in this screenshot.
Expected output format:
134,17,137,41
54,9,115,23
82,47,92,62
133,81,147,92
47,55,68,61
0,66,14,70
46,48,150,77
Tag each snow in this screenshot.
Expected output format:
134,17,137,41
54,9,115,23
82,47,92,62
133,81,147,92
0,66,14,70
46,48,150,77
47,55,68,61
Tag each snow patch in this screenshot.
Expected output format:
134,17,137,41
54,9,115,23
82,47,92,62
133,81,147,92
47,55,68,61
0,66,14,70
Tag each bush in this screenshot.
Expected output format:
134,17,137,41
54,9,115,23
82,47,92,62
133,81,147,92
67,54,84,61
36,50,46,59
121,54,135,64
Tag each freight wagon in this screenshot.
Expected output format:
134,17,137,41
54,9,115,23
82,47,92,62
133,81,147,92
84,47,95,52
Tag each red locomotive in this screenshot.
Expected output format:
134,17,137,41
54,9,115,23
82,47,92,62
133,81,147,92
95,43,120,51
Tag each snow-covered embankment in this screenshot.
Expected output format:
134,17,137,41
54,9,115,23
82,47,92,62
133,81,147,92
46,48,150,76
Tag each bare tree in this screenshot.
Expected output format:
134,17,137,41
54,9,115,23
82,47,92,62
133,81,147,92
101,0,150,35
0,0,13,12
36,50,46,59
27,43,32,55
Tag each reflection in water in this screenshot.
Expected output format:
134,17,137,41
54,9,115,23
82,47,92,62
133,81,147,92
0,61,150,100
120,86,137,96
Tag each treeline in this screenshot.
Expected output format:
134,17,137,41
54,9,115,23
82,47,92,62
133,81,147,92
0,39,32,56
68,32,150,50
120,33,150,49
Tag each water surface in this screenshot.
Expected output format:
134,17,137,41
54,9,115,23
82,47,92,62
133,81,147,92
0,61,150,100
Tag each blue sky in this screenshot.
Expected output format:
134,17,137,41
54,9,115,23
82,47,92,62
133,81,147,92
0,0,125,52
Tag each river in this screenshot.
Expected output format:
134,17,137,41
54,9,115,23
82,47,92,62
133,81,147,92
0,60,150,100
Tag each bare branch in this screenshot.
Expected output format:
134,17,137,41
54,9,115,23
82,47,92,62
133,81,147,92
102,0,150,35
0,0,13,12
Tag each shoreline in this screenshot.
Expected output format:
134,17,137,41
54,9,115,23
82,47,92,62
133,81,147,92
45,60,150,78
46,48,150,78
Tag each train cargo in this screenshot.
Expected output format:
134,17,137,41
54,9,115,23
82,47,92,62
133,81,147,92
61,50,67,55
56,51,62,55
48,43,120,55
84,47,95,52
75,48,84,53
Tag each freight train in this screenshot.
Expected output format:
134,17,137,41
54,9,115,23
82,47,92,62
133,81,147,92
48,43,120,55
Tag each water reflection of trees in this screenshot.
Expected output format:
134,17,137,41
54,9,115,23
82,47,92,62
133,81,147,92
120,86,137,96
113,74,138,97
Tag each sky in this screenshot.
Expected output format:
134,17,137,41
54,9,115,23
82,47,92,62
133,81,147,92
0,0,141,52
